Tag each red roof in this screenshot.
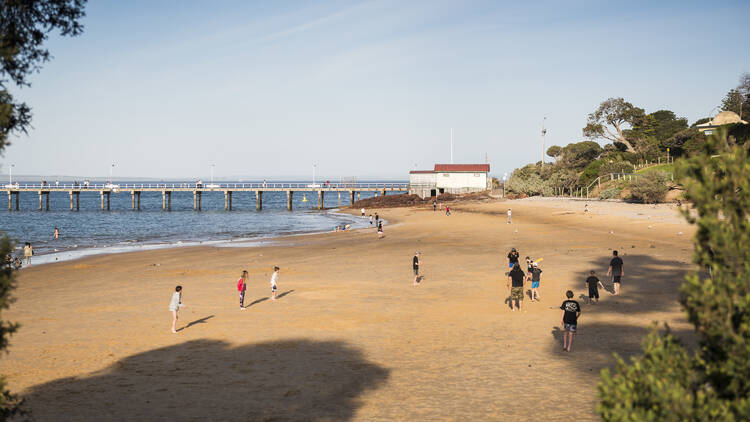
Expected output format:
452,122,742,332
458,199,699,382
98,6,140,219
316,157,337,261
434,164,490,172
409,170,435,174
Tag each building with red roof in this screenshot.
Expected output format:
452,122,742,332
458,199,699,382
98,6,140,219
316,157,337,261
409,163,491,198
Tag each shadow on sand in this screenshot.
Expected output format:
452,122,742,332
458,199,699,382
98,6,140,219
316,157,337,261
22,339,390,421
276,289,295,300
176,315,214,332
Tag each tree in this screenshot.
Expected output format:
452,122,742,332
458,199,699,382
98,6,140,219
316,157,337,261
630,171,669,203
0,0,87,416
0,0,86,151
597,128,750,420
583,98,645,153
559,141,602,169
546,145,562,161
720,88,744,117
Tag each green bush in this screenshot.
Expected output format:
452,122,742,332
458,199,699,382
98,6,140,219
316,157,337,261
597,128,750,421
599,186,621,199
507,172,545,196
630,171,669,203
599,160,634,176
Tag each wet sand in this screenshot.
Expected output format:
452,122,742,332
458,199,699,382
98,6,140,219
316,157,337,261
1,198,695,421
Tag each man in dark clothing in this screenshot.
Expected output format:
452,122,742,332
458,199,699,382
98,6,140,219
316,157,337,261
433,200,437,212
586,270,605,304
412,252,421,285
560,290,581,351
507,248,520,269
507,265,526,311
606,250,624,295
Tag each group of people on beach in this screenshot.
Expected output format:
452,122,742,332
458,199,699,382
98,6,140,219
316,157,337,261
504,245,625,351
169,266,282,333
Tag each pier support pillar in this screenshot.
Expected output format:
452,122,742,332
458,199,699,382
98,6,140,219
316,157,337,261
75,192,79,211
15,192,19,211
7,192,11,211
286,191,293,211
162,191,166,211
357,192,361,201
193,191,197,211
168,191,171,211
106,192,110,211
256,191,263,211
38,191,42,211
318,190,324,210
136,191,141,211
382,189,387,196
100,191,105,210
350,191,355,205
70,191,74,211
338,191,341,207
45,192,49,211
197,192,202,211
131,191,136,210
225,191,232,210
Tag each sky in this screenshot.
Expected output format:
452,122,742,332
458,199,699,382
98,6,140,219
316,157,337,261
2,0,749,180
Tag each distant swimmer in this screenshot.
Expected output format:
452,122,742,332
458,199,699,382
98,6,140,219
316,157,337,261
169,285,185,333
53,227,59,239
606,250,624,296
271,266,280,300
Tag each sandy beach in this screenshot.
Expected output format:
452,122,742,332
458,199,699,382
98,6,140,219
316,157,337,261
1,198,696,421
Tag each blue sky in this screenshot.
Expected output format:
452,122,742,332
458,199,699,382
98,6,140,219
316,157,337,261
2,0,749,180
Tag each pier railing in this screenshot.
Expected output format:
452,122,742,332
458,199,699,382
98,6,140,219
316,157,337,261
3,182,409,191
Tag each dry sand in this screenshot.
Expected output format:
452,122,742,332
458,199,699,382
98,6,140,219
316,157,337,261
1,198,696,421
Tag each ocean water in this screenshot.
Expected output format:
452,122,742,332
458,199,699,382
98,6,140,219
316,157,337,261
0,181,397,265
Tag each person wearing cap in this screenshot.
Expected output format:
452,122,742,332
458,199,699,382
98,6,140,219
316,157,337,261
530,261,543,301
412,251,422,285
507,248,520,269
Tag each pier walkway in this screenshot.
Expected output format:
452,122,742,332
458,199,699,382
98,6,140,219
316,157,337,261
3,182,408,211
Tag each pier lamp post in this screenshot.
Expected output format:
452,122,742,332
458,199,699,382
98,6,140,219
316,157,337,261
109,162,115,184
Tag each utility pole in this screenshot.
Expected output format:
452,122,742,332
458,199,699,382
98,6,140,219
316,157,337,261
450,128,454,164
541,117,547,166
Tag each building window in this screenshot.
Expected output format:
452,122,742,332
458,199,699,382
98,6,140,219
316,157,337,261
474,173,480,177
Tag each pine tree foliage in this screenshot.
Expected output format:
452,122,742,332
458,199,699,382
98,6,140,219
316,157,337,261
0,237,22,419
597,128,750,421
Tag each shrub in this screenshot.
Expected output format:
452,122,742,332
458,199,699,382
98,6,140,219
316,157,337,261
599,186,621,200
630,171,669,203
507,172,545,196
599,160,634,176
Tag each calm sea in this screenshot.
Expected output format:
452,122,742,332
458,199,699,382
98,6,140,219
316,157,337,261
0,180,397,265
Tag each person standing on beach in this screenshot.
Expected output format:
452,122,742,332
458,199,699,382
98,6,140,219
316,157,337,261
369,215,374,227
375,213,380,227
507,208,512,224
237,270,248,310
586,270,604,304
445,206,451,216
169,285,185,333
560,290,581,352
507,264,525,311
271,267,280,300
361,208,365,218
23,242,33,267
525,256,533,281
606,250,624,295
507,247,520,269
530,262,542,301
377,220,384,239
413,252,421,285
53,227,59,239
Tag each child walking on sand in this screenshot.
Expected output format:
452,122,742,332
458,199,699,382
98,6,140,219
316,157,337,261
377,221,384,239
530,262,542,301
237,270,248,310
560,290,581,351
169,285,185,333
23,242,33,266
271,267,279,300
586,270,605,304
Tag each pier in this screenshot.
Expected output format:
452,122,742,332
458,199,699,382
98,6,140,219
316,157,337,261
3,182,408,211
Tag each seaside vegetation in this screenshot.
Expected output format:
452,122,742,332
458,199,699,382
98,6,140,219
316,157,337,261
1,0,87,417
507,74,750,202
597,127,750,421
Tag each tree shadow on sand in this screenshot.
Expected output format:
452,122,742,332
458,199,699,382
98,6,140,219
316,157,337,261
548,253,697,376
22,339,389,421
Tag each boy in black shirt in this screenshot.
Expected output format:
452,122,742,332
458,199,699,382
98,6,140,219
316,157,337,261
507,265,526,311
507,248,520,270
560,290,581,352
585,270,604,304
607,250,624,296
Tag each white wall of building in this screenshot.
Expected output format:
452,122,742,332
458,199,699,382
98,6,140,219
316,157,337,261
409,173,436,185
435,172,487,189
